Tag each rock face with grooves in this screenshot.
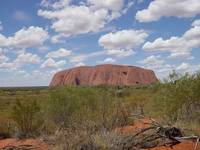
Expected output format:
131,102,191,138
50,64,158,87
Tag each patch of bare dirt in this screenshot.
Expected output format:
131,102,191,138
0,138,48,150
115,118,152,134
115,118,200,150
147,141,200,150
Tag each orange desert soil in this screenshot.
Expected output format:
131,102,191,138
147,141,200,150
115,118,152,134
0,138,48,149
0,118,199,150
116,118,200,150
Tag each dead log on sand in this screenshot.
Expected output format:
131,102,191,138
110,118,200,150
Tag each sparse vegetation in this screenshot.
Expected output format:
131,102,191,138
11,99,43,138
0,72,200,149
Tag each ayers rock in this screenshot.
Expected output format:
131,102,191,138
50,64,158,87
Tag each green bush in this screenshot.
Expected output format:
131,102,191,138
0,116,12,139
11,99,43,138
145,71,200,124
47,86,132,133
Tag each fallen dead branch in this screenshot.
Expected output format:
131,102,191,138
111,117,200,150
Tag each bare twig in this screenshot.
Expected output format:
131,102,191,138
194,138,199,150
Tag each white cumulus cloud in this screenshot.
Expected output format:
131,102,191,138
138,55,164,66
0,52,41,71
176,62,190,71
38,5,108,39
137,55,173,79
0,26,48,49
98,57,116,64
46,48,71,58
99,29,148,57
38,0,131,42
136,0,200,22
0,54,9,64
70,51,105,63
41,0,71,9
41,58,66,68
87,0,124,11
192,19,200,27
74,62,86,67
14,52,41,65
143,20,200,59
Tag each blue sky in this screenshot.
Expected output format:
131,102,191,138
0,0,200,86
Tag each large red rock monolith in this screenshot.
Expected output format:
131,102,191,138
49,64,158,87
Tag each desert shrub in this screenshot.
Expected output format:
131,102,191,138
46,86,133,135
145,71,200,124
47,87,84,128
11,99,43,138
0,116,12,139
123,87,155,117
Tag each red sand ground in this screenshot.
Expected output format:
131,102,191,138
0,138,48,149
115,118,152,134
115,118,200,150
0,118,199,150
147,141,200,150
